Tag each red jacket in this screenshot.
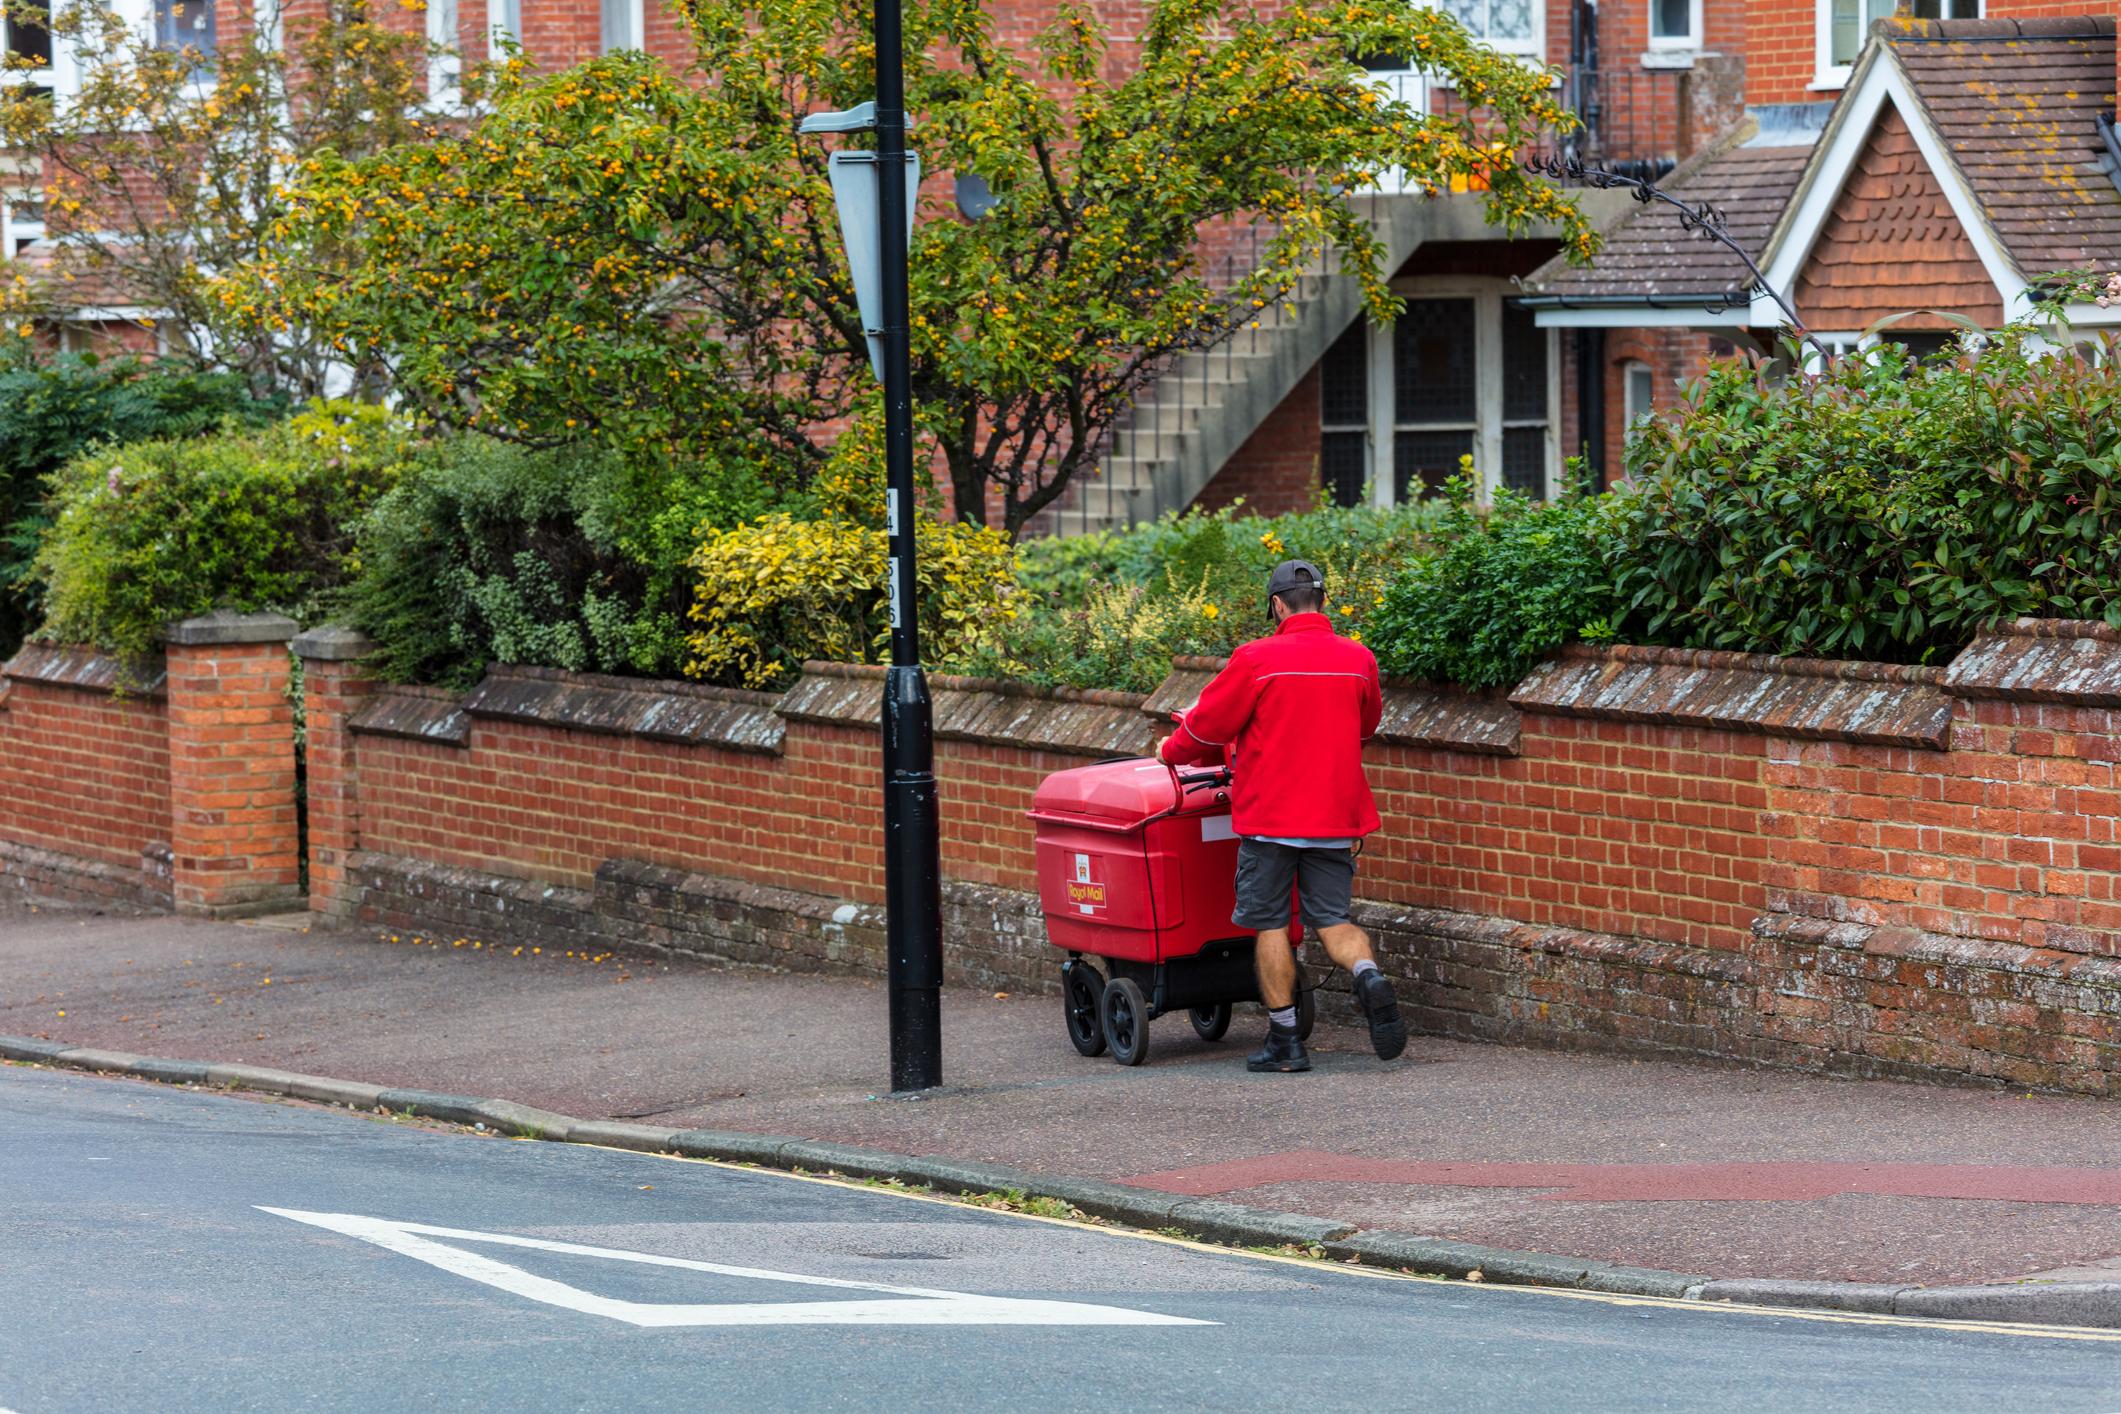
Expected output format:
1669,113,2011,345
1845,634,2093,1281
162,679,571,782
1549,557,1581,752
1158,612,1383,838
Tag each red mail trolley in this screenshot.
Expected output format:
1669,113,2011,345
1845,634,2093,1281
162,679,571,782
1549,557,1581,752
1027,756,1312,1066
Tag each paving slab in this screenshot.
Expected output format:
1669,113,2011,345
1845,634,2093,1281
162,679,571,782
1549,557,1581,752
9,898,2121,1286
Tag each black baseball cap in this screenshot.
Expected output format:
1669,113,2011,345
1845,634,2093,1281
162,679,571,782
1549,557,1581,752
1266,559,1325,608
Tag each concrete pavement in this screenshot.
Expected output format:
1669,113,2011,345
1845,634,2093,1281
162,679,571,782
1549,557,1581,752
7,901,2121,1288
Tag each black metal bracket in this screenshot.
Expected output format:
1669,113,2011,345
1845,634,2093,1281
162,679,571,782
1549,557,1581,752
1527,152,1828,361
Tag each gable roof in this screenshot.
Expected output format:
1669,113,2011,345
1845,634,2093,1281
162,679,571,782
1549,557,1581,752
1518,136,1812,321
1755,15,2121,327
1891,16,2121,280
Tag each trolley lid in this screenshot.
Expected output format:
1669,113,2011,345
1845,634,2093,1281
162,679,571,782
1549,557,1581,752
1027,757,1181,831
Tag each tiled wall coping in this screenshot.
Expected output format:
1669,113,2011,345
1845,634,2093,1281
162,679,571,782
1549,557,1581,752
465,664,785,754
1943,618,2121,706
1511,644,1953,750
1,643,166,699
349,685,472,747
330,621,2121,761
780,661,1156,757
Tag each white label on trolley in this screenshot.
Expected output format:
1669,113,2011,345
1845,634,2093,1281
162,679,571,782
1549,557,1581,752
1201,815,1237,843
1069,852,1106,915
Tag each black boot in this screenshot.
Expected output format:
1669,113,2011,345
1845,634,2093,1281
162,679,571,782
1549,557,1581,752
1355,969,1407,1061
1246,1022,1310,1073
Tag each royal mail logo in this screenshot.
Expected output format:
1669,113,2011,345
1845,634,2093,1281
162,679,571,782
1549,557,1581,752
1070,853,1105,914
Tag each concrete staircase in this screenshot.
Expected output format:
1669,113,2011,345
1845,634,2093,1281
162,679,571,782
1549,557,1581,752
1041,193,1618,537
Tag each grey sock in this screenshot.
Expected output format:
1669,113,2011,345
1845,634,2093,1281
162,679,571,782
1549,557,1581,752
1269,1006,1297,1030
1352,960,1380,981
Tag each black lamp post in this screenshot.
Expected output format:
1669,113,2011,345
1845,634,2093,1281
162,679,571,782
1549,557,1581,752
800,0,944,1094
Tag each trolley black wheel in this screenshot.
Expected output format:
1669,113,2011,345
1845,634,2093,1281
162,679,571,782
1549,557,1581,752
1295,985,1317,1041
1101,976,1151,1066
1062,962,1107,1058
1189,1003,1233,1042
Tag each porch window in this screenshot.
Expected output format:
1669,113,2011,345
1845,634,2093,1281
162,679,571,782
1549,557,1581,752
1317,280,1559,507
1318,324,1370,509
1622,361,1654,442
4,0,52,69
489,0,521,57
429,0,461,105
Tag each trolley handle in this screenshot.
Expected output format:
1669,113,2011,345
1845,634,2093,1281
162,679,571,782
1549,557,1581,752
1174,766,1233,795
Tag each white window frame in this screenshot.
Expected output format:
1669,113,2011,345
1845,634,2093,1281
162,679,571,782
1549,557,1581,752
1364,275,1562,506
599,0,644,53
1647,0,1701,51
2,0,59,98
1622,360,1655,442
1441,0,1543,57
428,0,462,108
488,0,521,61
1813,0,1979,89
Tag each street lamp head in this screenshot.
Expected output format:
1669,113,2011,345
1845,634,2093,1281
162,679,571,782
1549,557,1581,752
799,101,877,135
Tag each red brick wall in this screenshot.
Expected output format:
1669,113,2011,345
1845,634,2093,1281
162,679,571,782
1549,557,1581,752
317,633,2119,970
1190,367,1323,517
1366,716,1771,952
1598,327,1739,482
349,715,1092,902
0,679,169,874
1746,0,1820,107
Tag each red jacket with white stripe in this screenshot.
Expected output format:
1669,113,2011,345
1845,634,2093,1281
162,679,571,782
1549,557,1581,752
1158,612,1383,838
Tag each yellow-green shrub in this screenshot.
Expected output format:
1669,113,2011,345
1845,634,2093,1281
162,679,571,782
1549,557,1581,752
685,512,1017,690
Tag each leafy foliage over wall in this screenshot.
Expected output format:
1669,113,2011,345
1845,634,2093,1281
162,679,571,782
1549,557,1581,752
1612,331,2121,661
338,436,793,689
0,351,283,657
1369,470,1612,689
30,402,412,657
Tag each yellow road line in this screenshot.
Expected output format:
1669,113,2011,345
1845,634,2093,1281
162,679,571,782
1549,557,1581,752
612,1145,2121,1345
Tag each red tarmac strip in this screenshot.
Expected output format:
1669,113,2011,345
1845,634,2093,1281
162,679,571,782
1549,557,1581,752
1124,1150,2121,1205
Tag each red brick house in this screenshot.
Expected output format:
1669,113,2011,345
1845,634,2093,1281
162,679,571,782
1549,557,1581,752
7,0,2120,514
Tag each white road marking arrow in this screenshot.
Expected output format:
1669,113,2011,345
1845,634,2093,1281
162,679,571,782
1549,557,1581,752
261,1207,1214,1328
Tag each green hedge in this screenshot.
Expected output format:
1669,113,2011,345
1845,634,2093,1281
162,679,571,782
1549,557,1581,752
1611,331,2121,661
1369,475,1614,689
0,352,282,656
340,435,797,688
964,497,1442,692
29,402,410,657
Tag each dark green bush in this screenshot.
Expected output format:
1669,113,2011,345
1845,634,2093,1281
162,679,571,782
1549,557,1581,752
30,402,412,657
1368,474,1615,689
0,351,283,654
341,434,796,687
1611,331,2121,661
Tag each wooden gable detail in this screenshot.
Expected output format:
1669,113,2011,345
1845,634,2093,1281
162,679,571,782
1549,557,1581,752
1793,104,2005,332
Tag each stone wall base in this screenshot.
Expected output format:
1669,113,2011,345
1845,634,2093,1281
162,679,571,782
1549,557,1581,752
0,838,172,914
345,850,2121,1096
344,852,1054,995
1362,904,2121,1096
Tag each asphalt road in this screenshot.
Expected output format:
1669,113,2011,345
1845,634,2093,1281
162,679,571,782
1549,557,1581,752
4,1067,2120,1414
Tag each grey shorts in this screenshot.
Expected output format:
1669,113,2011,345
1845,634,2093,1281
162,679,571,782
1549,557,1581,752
1232,840,1356,931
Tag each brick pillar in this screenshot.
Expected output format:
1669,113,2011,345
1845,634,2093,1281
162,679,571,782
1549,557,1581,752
165,612,301,918
293,626,375,922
